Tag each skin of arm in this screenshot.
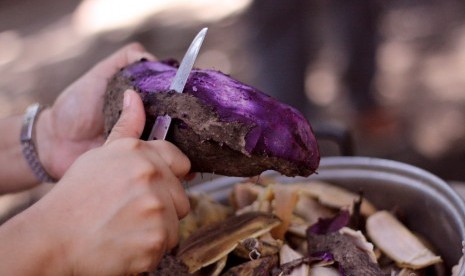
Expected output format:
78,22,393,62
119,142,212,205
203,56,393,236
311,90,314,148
0,43,155,193
0,115,38,192
0,90,191,275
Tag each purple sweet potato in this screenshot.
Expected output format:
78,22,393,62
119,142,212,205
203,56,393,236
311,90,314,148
103,59,319,177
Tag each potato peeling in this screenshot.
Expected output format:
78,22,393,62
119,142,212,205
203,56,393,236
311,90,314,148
147,179,454,275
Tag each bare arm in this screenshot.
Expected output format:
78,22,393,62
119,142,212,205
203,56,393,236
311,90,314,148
0,90,191,275
0,43,154,194
0,115,39,192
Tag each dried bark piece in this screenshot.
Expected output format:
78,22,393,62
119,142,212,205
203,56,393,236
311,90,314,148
307,231,384,275
149,254,189,275
287,221,309,238
288,181,377,216
274,251,335,276
308,210,350,235
222,255,279,276
233,233,282,260
179,211,198,244
293,195,336,226
190,193,232,228
339,227,377,263
271,185,299,240
179,194,232,243
279,244,310,276
177,212,281,273
235,186,274,215
234,237,263,260
199,255,228,276
366,211,442,270
229,182,263,210
309,266,340,276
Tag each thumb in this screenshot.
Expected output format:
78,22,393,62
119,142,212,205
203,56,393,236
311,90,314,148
106,90,146,144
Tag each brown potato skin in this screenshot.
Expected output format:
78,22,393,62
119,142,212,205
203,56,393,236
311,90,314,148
104,60,320,177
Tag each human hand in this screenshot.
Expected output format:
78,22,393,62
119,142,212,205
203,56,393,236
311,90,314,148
36,43,155,180
31,90,190,275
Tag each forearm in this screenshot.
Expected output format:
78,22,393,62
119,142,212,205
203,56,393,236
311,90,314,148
0,203,66,275
0,115,38,193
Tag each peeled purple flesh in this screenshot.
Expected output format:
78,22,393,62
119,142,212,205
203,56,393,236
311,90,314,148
308,210,350,235
103,59,320,177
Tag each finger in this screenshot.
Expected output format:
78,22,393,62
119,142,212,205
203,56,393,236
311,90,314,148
165,209,181,249
106,90,146,143
183,173,197,181
153,193,181,250
144,141,191,179
90,42,156,78
168,178,190,219
137,147,190,219
145,212,179,272
146,154,191,219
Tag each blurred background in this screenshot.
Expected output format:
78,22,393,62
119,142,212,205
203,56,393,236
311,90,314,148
1,0,465,209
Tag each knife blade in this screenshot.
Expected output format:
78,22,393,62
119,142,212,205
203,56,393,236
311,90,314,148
148,27,208,140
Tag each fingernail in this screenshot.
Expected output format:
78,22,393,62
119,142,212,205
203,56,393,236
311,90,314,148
123,90,132,109
137,53,156,62
129,48,156,63
142,52,156,61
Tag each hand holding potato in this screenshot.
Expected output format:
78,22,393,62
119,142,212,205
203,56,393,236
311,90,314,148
36,43,155,180
0,90,191,275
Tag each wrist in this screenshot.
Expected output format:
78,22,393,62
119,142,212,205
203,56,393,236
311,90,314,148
35,108,59,180
0,203,68,275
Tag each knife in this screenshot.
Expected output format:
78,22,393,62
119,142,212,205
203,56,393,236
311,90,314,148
147,27,208,140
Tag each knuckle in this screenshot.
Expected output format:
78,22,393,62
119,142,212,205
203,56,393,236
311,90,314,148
148,232,167,253
153,141,191,175
138,236,166,271
134,164,160,185
180,156,191,174
108,137,142,151
139,194,165,213
167,222,179,249
133,256,156,275
174,152,191,171
174,153,191,175
121,138,143,150
178,194,191,219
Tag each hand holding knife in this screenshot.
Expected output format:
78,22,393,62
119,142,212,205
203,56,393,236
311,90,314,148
148,27,208,140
